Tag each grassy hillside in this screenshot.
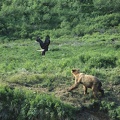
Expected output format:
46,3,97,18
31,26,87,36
0,0,120,119
0,33,120,119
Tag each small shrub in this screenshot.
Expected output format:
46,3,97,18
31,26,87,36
116,107,120,120
114,44,120,50
79,54,91,63
88,55,117,68
110,76,120,85
100,101,120,120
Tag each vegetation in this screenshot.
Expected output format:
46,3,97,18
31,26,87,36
0,34,120,120
0,85,76,120
0,0,120,120
0,0,120,39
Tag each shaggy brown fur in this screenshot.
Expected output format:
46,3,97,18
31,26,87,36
68,69,104,98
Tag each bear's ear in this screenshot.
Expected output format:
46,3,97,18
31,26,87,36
72,69,80,73
72,69,77,73
72,69,75,72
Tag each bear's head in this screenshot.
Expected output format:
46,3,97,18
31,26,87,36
71,69,80,75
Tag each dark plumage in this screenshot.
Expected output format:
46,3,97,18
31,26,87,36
36,35,50,55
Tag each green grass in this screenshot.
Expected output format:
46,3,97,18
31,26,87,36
0,33,120,119
0,85,77,120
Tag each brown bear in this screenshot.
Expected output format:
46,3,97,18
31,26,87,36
68,69,104,98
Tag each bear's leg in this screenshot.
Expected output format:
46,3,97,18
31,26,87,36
68,83,79,92
83,85,88,94
99,89,104,97
92,86,98,98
